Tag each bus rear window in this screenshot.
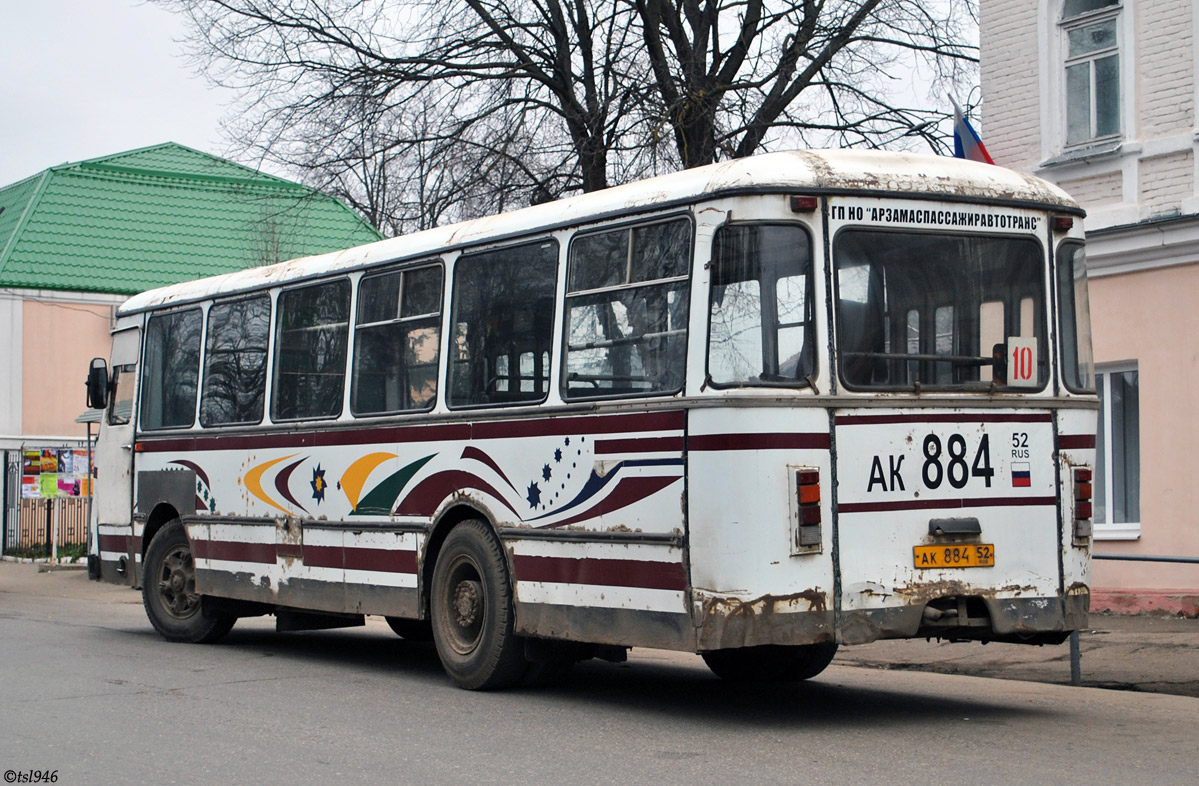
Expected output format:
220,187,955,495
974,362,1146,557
834,230,1046,391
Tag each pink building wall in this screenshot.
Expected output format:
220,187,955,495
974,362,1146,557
21,300,113,439
1089,267,1199,615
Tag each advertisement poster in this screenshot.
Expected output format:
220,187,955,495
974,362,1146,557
58,476,80,497
40,450,58,473
73,450,89,477
39,474,59,498
23,451,41,475
22,476,38,498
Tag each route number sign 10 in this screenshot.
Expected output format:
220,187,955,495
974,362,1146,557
1007,337,1038,387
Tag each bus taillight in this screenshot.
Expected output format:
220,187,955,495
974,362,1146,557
1073,467,1093,541
796,469,822,548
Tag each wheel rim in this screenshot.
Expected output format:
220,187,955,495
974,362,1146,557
442,554,486,656
156,544,200,620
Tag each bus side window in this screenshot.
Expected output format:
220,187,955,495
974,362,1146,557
352,263,442,415
140,309,202,430
272,279,351,421
201,294,271,426
448,240,558,407
708,223,812,385
564,217,691,398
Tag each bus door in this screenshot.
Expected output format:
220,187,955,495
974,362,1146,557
95,327,141,567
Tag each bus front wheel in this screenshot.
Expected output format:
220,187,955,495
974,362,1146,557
142,520,235,643
430,519,527,690
702,642,838,682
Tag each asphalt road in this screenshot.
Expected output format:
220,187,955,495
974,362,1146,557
2,565,1197,786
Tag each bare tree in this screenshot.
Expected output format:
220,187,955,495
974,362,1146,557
161,0,977,232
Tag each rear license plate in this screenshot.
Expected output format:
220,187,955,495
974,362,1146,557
914,544,995,569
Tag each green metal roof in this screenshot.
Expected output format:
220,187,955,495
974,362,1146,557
0,143,382,295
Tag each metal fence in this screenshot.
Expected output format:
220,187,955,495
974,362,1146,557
13,497,90,550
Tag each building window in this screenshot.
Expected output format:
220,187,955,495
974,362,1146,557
1095,363,1140,539
1061,0,1121,147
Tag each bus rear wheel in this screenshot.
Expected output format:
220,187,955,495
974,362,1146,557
701,642,838,682
142,520,235,643
430,519,527,690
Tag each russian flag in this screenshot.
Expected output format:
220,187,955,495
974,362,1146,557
952,98,995,165
1012,462,1031,488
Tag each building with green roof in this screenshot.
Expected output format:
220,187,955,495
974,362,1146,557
0,142,382,460
0,142,381,295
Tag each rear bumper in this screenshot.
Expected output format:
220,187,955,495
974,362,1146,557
838,591,1090,646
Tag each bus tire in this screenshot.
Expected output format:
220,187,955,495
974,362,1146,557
385,616,434,641
701,642,838,683
430,519,527,690
142,520,236,644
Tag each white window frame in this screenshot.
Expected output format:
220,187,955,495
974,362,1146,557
1093,360,1140,540
1039,0,1135,161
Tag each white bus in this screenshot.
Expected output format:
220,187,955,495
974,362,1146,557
86,150,1098,689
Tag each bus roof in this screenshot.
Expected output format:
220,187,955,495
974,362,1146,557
118,149,1080,315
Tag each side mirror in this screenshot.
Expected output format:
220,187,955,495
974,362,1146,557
86,358,109,409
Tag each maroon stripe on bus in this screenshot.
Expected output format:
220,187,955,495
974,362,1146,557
593,436,684,454
98,534,130,553
343,546,418,574
838,496,1057,514
471,411,685,439
191,539,276,564
137,410,685,453
513,555,687,592
301,545,418,574
688,433,830,451
1058,435,1096,449
836,413,1053,426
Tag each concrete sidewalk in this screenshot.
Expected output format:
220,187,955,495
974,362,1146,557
841,613,1199,698
3,560,1196,698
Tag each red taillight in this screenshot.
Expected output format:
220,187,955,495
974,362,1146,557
1053,215,1075,232
796,469,822,548
1073,466,1093,541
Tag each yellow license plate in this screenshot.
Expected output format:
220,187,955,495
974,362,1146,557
913,544,995,569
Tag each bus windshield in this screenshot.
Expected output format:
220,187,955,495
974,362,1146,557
835,230,1046,391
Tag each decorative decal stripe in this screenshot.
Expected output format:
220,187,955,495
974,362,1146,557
192,539,276,564
461,446,517,491
395,470,520,517
839,496,1057,514
275,457,309,514
689,433,830,451
1058,435,1096,449
244,454,298,515
836,413,1053,426
538,475,682,529
168,459,209,486
513,555,687,591
593,436,683,454
136,410,686,453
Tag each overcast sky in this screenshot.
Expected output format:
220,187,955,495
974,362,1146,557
1,0,242,186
